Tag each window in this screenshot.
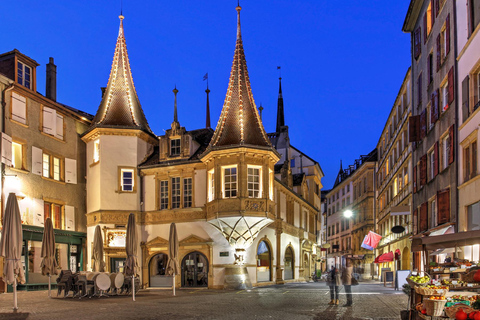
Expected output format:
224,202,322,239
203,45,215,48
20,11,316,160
121,169,134,192
171,177,180,209
430,198,437,228
428,148,435,181
467,201,480,231
160,180,168,209
428,53,433,84
473,71,480,113
43,154,50,178
247,166,261,198
93,140,100,163
42,107,64,140
44,202,63,230
269,169,274,200
53,157,61,181
426,1,433,36
290,158,295,168
442,134,450,170
11,92,27,125
441,80,449,113
17,61,31,89
223,166,237,198
12,141,24,170
468,0,480,36
170,139,180,156
183,178,192,208
208,170,215,202
464,140,478,183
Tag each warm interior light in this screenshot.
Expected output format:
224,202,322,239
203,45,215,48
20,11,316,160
344,210,353,218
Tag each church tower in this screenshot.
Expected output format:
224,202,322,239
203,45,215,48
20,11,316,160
81,15,157,267
200,4,280,288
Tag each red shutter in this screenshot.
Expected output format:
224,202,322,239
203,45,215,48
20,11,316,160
413,165,417,193
434,141,439,177
437,188,450,224
435,0,440,17
420,154,427,186
423,13,428,44
414,27,422,59
448,125,455,165
446,14,450,55
420,202,428,232
420,109,427,140
436,34,441,71
409,115,420,142
413,208,418,235
448,67,454,105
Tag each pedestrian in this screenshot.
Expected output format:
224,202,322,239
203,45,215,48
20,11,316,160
327,265,341,305
342,258,354,307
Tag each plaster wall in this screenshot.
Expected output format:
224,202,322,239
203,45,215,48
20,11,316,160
143,175,156,211
195,169,207,208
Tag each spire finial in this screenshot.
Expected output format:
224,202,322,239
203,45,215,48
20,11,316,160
204,74,211,128
236,1,242,39
259,103,264,121
120,0,123,16
276,67,285,133
173,86,179,123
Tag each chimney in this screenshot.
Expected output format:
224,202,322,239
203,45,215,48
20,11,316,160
46,57,57,101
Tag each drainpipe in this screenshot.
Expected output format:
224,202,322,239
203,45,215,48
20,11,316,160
1,83,14,224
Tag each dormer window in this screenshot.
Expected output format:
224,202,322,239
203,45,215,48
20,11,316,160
17,61,31,89
170,138,180,156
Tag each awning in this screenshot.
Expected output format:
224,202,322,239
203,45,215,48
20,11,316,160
429,247,462,255
422,229,480,250
375,252,394,263
428,225,454,237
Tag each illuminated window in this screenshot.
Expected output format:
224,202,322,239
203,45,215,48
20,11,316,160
441,80,449,112
12,141,24,170
93,140,100,163
121,169,134,192
269,169,274,200
17,61,31,89
208,170,215,202
170,139,180,156
426,2,432,36
442,134,450,170
53,156,60,181
160,180,168,209
247,166,261,198
223,166,237,198
183,178,192,208
43,154,50,178
44,202,64,230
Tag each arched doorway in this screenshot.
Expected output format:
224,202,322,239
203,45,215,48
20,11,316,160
284,247,294,280
304,253,310,279
181,251,208,287
402,247,410,270
257,241,272,282
149,253,172,287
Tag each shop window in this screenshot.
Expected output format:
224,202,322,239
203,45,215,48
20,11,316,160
17,61,31,89
223,166,237,198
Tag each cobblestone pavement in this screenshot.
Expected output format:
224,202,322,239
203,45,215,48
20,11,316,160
0,281,408,320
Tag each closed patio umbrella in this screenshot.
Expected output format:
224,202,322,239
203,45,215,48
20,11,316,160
0,193,26,310
40,217,58,298
124,213,138,301
93,225,105,272
166,223,180,296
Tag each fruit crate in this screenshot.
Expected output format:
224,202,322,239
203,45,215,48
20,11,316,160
407,271,431,287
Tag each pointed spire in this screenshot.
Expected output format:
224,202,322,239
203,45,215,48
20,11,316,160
276,74,285,133
173,86,178,123
209,4,271,148
259,103,264,121
89,15,153,136
205,84,211,128
339,160,343,173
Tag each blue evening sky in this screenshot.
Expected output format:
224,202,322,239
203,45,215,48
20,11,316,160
2,1,411,189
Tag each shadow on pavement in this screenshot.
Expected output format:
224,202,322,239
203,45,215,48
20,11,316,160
0,312,29,320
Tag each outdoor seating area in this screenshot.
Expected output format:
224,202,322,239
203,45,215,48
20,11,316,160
56,270,139,299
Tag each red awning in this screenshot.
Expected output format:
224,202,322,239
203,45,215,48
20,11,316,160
375,251,394,263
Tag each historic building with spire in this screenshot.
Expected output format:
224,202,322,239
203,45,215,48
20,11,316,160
79,4,323,289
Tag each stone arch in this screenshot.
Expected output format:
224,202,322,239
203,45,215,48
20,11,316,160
284,244,295,280
402,246,410,270
256,236,273,282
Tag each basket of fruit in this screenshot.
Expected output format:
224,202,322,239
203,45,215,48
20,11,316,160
444,304,474,319
416,285,449,296
407,271,431,287
424,297,447,317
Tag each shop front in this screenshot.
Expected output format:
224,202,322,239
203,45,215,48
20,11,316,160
14,225,86,291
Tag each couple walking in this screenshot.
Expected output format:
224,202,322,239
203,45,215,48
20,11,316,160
327,258,354,307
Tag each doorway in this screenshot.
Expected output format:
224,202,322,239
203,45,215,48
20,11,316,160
284,247,294,280
149,253,172,287
257,241,272,282
181,252,208,287
110,258,125,273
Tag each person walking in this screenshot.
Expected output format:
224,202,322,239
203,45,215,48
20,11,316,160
342,258,354,307
327,266,341,305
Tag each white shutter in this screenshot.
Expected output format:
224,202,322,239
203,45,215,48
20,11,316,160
65,158,77,184
1,133,12,166
32,146,43,175
33,198,44,227
65,205,75,230
11,92,26,124
55,113,64,140
42,106,56,135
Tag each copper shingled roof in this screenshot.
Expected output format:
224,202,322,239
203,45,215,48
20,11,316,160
209,5,271,148
89,15,153,135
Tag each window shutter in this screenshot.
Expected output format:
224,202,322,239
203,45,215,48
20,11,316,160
55,114,64,140
42,107,56,135
413,208,418,234
65,205,75,230
434,141,439,177
448,125,454,165
11,92,27,124
431,92,436,124
423,13,428,44
462,76,470,122
474,0,480,32
409,116,420,142
448,67,454,105
1,133,12,167
435,0,440,17
446,14,450,55
420,154,427,186
420,109,427,140
433,89,440,123
420,202,428,232
65,158,77,184
437,188,450,224
32,146,43,175
33,198,45,227
431,0,435,25
414,27,422,59
436,34,441,71
413,165,417,193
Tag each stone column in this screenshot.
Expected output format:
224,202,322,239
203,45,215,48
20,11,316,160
275,219,284,284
